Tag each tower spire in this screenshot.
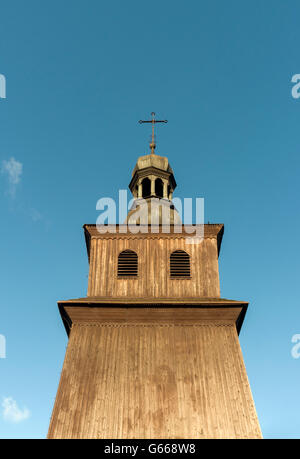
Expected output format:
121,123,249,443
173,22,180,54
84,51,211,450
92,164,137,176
139,112,168,154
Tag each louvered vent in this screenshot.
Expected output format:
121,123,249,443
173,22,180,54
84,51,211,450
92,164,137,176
170,250,190,278
118,250,138,277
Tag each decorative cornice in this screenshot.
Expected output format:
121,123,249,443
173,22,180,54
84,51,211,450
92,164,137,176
72,322,235,328
60,296,247,305
84,224,223,239
91,234,218,240
129,166,176,191
83,224,224,260
58,302,247,337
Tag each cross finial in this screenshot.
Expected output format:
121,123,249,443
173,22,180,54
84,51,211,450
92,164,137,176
139,112,168,154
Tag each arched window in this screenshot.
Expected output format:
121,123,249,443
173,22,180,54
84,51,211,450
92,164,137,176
142,177,151,198
118,250,138,277
155,178,164,198
170,250,190,278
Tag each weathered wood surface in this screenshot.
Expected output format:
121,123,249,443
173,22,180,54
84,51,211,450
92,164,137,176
87,236,220,298
49,222,262,439
64,306,243,324
59,297,247,305
48,309,262,439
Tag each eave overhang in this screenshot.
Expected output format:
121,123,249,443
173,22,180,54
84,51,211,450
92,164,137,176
58,297,248,338
83,223,225,263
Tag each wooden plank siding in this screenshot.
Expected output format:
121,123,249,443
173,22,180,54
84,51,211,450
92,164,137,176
48,223,262,439
48,310,262,439
87,235,220,299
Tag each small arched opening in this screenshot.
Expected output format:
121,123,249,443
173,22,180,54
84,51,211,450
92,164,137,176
155,178,164,198
142,177,151,198
170,250,191,278
118,250,138,277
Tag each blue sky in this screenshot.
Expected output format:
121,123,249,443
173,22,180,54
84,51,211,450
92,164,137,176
0,0,299,439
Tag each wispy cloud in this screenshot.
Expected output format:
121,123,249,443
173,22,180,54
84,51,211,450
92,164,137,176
1,157,23,197
28,207,42,222
2,397,30,423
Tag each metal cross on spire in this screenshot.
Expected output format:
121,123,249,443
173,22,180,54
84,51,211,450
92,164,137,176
139,112,168,154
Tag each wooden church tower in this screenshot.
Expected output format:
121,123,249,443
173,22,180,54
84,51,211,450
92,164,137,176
48,114,262,439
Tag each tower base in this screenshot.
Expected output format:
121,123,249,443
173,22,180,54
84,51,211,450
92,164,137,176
48,300,262,439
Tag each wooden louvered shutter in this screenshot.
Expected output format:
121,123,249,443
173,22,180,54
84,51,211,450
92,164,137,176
118,250,138,277
170,250,190,278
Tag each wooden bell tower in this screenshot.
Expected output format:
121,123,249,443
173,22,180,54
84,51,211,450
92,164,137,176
48,115,262,439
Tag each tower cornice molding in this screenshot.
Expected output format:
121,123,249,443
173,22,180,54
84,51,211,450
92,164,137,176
57,302,248,337
84,223,223,238
83,223,224,261
129,166,176,191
